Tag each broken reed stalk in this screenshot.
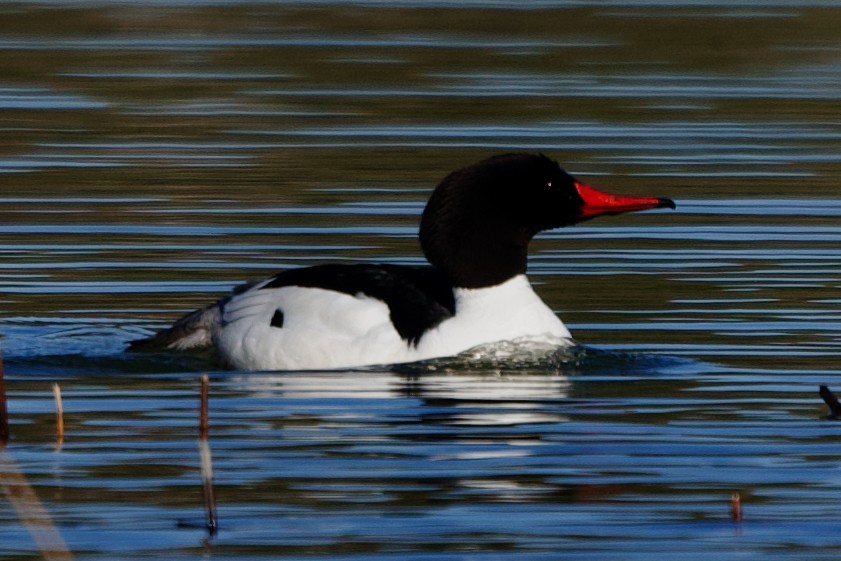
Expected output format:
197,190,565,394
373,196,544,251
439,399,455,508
819,385,841,419
199,374,218,535
52,384,64,446
0,345,9,445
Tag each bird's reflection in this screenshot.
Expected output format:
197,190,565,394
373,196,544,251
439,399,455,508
231,341,589,428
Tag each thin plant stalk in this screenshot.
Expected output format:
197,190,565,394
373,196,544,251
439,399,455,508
730,492,742,522
199,374,218,535
52,384,64,447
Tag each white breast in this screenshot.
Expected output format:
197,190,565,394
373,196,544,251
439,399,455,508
411,274,572,362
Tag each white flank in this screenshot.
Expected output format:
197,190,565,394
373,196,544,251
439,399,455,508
218,282,405,370
217,274,572,371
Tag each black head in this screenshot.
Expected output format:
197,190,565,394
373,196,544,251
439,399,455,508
419,153,674,288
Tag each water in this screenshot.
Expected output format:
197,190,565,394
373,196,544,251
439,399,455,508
2,1,841,559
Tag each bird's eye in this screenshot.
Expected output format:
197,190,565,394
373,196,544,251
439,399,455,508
546,181,553,189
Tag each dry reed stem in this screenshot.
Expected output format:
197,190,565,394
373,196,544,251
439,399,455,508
730,492,742,522
52,384,64,446
198,374,217,534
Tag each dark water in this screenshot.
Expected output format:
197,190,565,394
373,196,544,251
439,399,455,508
2,1,841,559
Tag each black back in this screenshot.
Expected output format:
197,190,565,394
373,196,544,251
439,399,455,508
260,264,455,345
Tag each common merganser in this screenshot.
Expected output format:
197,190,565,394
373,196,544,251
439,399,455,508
130,153,674,370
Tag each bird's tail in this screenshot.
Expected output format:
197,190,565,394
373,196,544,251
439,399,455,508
128,301,223,351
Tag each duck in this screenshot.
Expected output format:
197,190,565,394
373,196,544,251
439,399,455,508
129,153,674,370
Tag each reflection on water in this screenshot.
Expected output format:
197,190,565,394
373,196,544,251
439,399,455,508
2,1,841,560
2,359,837,559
